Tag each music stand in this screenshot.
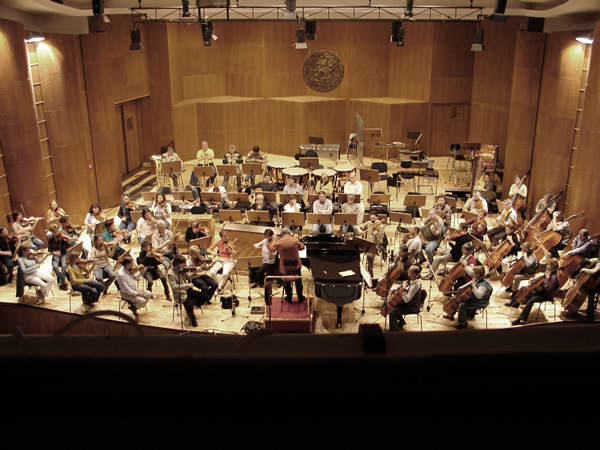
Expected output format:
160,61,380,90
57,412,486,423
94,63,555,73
242,163,263,180
369,193,391,207
67,241,82,257
333,213,358,229
246,210,272,224
228,192,250,203
193,166,215,186
306,213,332,226
463,210,478,222
336,193,361,204
260,192,277,203
218,209,242,223
281,212,305,230
241,255,265,305
199,192,222,204
404,194,426,219
389,211,413,244
140,191,156,203
299,157,320,170
172,191,195,204
360,168,380,197
216,165,238,184
279,193,302,204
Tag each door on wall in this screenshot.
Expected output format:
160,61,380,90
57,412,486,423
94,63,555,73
120,101,143,175
430,104,470,157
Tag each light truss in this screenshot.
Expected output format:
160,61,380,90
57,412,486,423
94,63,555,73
131,6,484,23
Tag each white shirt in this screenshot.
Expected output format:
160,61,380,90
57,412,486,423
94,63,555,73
344,180,363,196
136,218,156,240
152,229,174,255
312,199,333,215
407,236,422,255
254,238,276,264
117,266,141,298
463,196,488,213
150,202,172,227
283,203,301,213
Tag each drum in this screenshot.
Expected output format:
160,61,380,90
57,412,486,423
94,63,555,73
283,167,310,187
333,163,355,186
267,161,294,185
312,168,337,186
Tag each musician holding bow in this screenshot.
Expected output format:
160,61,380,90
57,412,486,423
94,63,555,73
361,213,385,278
504,241,539,304
546,211,571,258
137,239,171,302
444,266,492,329
463,190,488,214
511,259,559,325
508,174,528,218
11,211,44,250
208,230,237,295
47,224,69,291
117,257,152,320
168,255,206,327
387,265,422,331
67,253,104,307
17,245,54,301
151,221,177,272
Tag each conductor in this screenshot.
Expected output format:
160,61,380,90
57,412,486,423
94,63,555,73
269,229,306,304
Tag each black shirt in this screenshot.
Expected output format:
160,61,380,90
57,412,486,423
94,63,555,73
48,235,68,255
118,203,132,223
137,249,161,268
185,227,206,243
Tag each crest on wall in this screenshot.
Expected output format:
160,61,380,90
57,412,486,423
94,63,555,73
302,51,344,93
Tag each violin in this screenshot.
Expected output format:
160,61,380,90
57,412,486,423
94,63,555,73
126,201,137,211
380,285,405,317
21,216,42,226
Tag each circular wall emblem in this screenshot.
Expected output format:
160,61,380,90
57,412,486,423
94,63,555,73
302,51,345,93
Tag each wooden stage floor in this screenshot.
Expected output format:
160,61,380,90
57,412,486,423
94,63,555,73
0,155,590,335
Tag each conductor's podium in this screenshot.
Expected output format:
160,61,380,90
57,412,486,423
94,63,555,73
266,296,315,333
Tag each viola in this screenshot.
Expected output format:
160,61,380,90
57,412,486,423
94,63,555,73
561,272,600,315
443,282,473,316
380,286,404,317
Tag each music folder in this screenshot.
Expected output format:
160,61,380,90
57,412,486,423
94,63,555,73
306,213,332,225
246,210,272,223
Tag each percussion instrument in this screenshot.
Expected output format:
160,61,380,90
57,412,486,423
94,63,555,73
282,167,309,187
267,161,294,185
312,168,337,186
333,164,355,186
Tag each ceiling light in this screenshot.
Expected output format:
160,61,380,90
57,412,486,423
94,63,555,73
489,0,507,22
182,0,190,17
576,33,593,45
295,28,307,49
25,32,45,43
201,21,214,46
130,27,143,51
471,27,484,52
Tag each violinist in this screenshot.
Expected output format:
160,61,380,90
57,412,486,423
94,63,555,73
222,144,243,191
118,193,137,236
208,230,237,294
311,191,333,235
168,255,205,327
17,245,54,301
47,224,69,291
421,208,444,263
253,229,277,288
117,257,152,320
244,145,265,187
387,265,422,331
102,221,126,260
185,220,208,243
67,253,104,307
340,194,363,235
137,239,171,302
136,208,157,245
58,216,79,247
150,193,172,228
463,190,488,214
504,241,539,304
11,211,44,250
361,213,386,278
406,227,422,262
0,227,15,284
46,200,66,222
546,211,571,258
151,220,176,271
444,266,492,329
188,245,218,304
511,259,559,325
205,178,228,210
84,203,105,236
90,236,117,295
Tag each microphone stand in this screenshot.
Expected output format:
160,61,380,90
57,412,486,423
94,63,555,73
176,269,185,331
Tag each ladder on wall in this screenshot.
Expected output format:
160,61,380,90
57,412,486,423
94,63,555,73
564,43,592,207
26,42,57,203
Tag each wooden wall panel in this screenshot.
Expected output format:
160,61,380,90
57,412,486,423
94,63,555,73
529,32,585,216
502,31,545,198
0,18,48,217
565,22,600,233
172,101,199,162
35,33,98,222
469,18,520,164
430,22,475,104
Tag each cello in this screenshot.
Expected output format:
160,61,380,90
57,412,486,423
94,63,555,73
514,275,545,305
375,256,408,298
487,237,514,270
439,263,465,295
509,173,528,215
443,281,473,316
557,253,584,287
380,286,405,316
561,271,600,315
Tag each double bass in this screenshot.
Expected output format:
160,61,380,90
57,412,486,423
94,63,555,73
443,281,473,316
522,191,563,242
510,173,528,215
561,271,600,315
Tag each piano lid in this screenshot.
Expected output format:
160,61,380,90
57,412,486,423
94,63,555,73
303,235,362,283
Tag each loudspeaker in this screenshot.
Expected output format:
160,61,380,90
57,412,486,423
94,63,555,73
391,21,402,41
495,0,507,14
305,21,316,40
527,17,544,33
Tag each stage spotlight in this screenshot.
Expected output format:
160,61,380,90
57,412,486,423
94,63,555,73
201,21,215,46
471,26,484,52
489,0,507,22
25,32,45,43
405,0,414,18
92,0,110,23
283,0,297,20
576,32,593,45
305,21,316,40
391,21,404,47
295,28,307,49
182,0,190,17
130,27,143,50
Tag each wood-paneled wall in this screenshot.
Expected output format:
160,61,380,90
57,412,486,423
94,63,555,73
34,33,98,222
565,22,600,233
502,31,545,198
528,32,586,215
0,18,48,218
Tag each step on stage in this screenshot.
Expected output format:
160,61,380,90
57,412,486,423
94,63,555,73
266,296,314,333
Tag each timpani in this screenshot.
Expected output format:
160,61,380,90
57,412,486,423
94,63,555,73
267,161,294,185
283,167,310,187
333,163,355,187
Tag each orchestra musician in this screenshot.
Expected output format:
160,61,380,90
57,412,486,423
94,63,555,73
187,245,218,304
343,172,363,197
405,227,422,262
535,193,557,215
17,245,54,301
361,213,385,278
208,230,237,294
283,176,305,196
387,265,423,331
444,266,492,329
434,196,452,230
205,178,228,210
137,239,171,302
11,211,44,250
245,174,277,195
47,224,69,290
89,236,117,295
269,229,306,305
463,190,488,214
250,193,275,226
0,227,16,284
425,241,475,281
282,197,301,231
117,256,152,320
476,172,497,207
150,193,172,229
504,241,539,303
244,145,265,187
162,145,182,190
565,230,599,259
487,202,518,245
492,225,520,272
136,208,157,245
253,229,277,288
508,174,528,218
102,221,126,260
222,144,243,191
118,193,137,236
311,191,333,235
546,211,571,258
84,203,105,236
67,253,105,307
340,194,363,235
46,200,66,222
314,174,334,198
151,220,177,272
421,208,445,263
196,140,216,182
168,255,206,327
511,258,560,325
185,221,208,243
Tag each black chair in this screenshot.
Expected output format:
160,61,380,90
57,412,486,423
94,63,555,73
399,161,416,191
371,162,389,193
402,289,427,331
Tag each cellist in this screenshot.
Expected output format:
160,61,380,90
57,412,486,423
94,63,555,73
444,266,492,329
490,225,520,273
504,241,539,305
387,265,422,331
565,230,599,259
487,202,518,245
511,259,559,325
